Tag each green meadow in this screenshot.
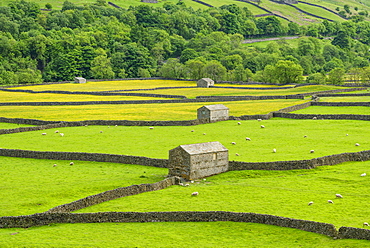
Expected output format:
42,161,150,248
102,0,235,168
0,80,370,247
0,119,368,162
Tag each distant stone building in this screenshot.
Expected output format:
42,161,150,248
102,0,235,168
197,104,229,122
197,78,214,88
74,77,86,84
168,141,229,180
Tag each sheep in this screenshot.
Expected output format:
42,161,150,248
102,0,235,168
304,135,307,138
235,153,240,156
313,117,317,120
257,119,262,122
328,200,333,204
84,125,88,127
55,130,59,133
191,180,194,183
361,173,367,177
42,133,47,135
115,125,118,127
272,148,277,153
363,222,369,227
237,122,241,125
231,142,236,145
191,192,199,196
53,164,57,167
70,162,74,165
245,137,251,141
59,133,64,137
355,143,360,146
191,130,194,132
185,183,190,187
179,183,184,186
100,131,103,133
308,201,314,206
149,127,154,130
310,150,314,153
346,134,349,136
260,125,265,128
203,179,206,181
335,194,343,198
203,133,206,135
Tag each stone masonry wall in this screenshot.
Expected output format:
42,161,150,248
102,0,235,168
46,177,180,213
0,211,337,238
0,148,169,168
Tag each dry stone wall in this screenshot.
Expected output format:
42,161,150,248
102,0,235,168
338,226,370,240
229,150,370,171
0,211,337,238
0,148,169,168
46,177,180,213
274,112,370,121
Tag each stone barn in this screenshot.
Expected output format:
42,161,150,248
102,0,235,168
197,78,214,88
168,141,229,180
197,104,229,122
74,77,86,84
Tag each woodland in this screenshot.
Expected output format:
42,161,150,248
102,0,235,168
1,0,370,84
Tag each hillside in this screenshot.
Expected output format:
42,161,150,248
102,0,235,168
1,0,369,24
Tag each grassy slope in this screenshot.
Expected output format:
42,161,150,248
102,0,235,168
75,161,370,228
0,99,307,121
0,119,368,162
1,222,368,248
0,123,33,129
292,106,370,114
0,156,167,216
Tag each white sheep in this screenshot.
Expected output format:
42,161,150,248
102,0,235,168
55,130,59,133
328,200,333,204
272,148,276,153
231,142,236,145
149,127,154,130
191,130,194,132
70,162,74,165
308,201,314,206
245,137,251,141
115,125,118,127
185,183,190,187
59,133,64,137
100,131,103,133
191,192,199,196
355,143,360,146
335,194,343,198
42,133,47,135
310,150,314,153
346,134,348,136
260,125,265,128
257,119,262,122
235,153,240,156
361,173,367,177
313,117,317,120
203,133,206,135
304,135,307,138
53,164,57,167
363,222,369,227
237,122,241,125
191,180,194,183
179,183,184,186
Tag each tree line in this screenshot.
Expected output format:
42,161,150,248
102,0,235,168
1,0,370,85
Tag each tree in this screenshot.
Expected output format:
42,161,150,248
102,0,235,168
233,64,252,82
185,59,205,79
306,73,326,84
273,60,303,84
202,60,227,81
90,53,115,79
327,67,346,85
158,58,185,78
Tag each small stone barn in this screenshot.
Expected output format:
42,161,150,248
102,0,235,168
74,77,86,84
197,78,214,88
168,141,229,180
197,104,229,122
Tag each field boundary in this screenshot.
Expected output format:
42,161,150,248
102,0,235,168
1,211,370,240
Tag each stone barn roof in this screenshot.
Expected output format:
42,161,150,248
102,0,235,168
178,141,228,155
201,104,229,111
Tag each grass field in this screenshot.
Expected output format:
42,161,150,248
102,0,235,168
320,96,370,102
75,160,370,228
0,119,368,161
0,99,308,121
0,79,370,246
1,222,369,247
0,156,166,216
292,106,370,115
0,123,33,129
